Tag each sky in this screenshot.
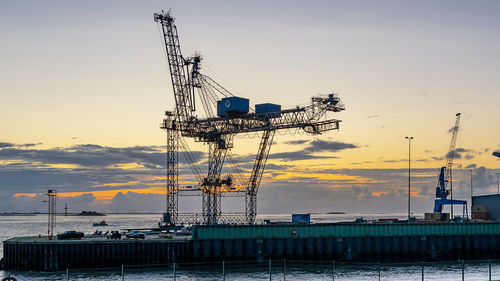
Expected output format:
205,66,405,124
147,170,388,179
1,0,499,216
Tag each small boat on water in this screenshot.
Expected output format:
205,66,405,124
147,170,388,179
92,220,108,227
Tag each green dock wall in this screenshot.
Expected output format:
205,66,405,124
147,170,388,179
193,222,500,239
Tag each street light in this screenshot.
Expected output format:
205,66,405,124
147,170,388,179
470,169,473,219
405,136,414,222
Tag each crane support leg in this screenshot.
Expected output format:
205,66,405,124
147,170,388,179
165,128,179,225
203,135,233,225
246,130,276,224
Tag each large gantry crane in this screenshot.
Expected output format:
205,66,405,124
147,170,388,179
154,10,345,226
433,113,468,218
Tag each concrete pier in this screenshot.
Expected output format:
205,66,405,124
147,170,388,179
2,238,192,271
4,223,500,271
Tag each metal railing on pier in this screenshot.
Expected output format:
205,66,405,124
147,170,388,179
4,259,500,280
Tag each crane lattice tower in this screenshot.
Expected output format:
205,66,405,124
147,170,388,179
47,189,57,239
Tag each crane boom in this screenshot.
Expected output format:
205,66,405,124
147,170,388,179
445,113,461,185
154,11,194,122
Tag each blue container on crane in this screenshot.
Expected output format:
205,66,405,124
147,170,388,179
255,103,281,118
217,97,249,117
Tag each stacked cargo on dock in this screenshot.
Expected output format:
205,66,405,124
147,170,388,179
472,194,500,221
424,212,450,222
472,205,491,220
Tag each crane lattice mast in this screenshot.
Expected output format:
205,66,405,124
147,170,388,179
445,113,461,186
155,10,346,225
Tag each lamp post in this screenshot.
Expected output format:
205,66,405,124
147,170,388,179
405,136,413,222
470,169,473,219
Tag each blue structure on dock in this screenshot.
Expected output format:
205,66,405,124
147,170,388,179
432,113,468,217
434,166,468,214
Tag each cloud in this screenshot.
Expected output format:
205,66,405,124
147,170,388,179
1,141,495,215
225,140,359,176
445,148,474,160
0,165,151,195
257,179,432,214
0,143,189,196
0,143,204,169
0,142,14,148
0,142,42,148
108,192,165,213
447,166,500,199
471,166,499,191
418,185,430,196
264,163,292,171
269,151,337,161
20,143,41,147
0,193,99,213
2,166,496,214
0,191,197,213
283,139,309,145
465,164,477,169
269,140,358,161
306,140,358,153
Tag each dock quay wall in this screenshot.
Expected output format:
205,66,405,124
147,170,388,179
193,234,500,263
2,239,192,271
4,223,500,271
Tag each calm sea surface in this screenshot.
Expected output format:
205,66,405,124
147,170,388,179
1,213,499,280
